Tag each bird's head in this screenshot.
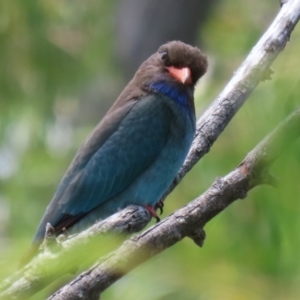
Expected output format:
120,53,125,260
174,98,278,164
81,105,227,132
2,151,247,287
134,41,208,90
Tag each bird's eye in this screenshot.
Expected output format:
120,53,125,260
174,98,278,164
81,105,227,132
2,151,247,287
160,51,171,66
160,51,168,60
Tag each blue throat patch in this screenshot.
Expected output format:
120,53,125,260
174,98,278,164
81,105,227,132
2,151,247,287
149,81,190,108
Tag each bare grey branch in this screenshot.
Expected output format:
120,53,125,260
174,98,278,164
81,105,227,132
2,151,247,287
47,108,300,300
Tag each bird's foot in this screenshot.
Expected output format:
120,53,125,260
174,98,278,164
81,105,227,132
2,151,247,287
154,199,164,215
145,205,160,222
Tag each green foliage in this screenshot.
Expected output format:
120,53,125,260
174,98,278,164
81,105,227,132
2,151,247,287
1,0,300,299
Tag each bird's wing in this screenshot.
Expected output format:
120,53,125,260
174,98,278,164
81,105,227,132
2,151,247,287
34,94,172,240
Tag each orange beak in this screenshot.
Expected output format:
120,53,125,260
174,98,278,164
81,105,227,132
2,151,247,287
166,66,192,84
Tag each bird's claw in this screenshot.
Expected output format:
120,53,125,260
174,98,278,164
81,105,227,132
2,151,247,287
154,199,164,215
145,205,160,222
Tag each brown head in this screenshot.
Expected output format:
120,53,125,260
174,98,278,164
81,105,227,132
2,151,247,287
111,41,207,113
133,40,208,90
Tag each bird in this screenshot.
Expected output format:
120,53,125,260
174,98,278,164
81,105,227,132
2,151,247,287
21,41,207,265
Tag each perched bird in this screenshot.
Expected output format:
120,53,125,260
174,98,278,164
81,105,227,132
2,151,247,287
22,41,207,265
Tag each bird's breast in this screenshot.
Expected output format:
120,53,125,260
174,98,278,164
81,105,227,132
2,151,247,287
111,93,195,207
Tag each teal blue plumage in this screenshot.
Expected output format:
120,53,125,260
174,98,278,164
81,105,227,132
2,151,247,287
29,41,208,254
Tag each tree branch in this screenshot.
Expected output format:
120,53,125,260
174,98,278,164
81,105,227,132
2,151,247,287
47,108,300,300
166,0,300,195
0,206,151,299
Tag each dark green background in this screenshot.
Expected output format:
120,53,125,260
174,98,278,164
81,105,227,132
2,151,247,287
1,0,300,299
